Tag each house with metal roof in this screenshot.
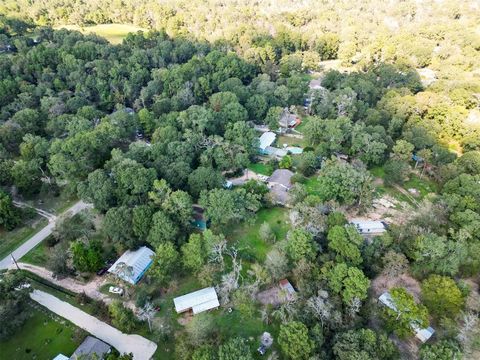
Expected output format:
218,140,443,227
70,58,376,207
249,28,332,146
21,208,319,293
259,132,276,154
174,287,220,315
350,219,386,237
279,108,301,130
108,246,155,285
379,292,435,343
69,336,111,360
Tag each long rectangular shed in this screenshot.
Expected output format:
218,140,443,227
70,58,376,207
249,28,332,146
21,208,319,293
379,292,435,343
174,287,219,315
350,219,386,236
107,246,155,285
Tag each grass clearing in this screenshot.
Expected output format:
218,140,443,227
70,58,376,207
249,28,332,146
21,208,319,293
277,135,305,147
0,305,84,359
403,173,438,198
295,115,312,134
0,216,48,259
248,162,274,176
304,176,322,196
224,207,289,263
56,24,146,44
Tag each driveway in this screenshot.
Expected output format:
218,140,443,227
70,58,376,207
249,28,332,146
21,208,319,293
30,289,157,360
228,169,261,186
0,201,92,269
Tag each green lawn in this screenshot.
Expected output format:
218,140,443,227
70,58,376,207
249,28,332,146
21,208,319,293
248,162,274,176
0,216,48,259
277,135,305,147
304,176,322,196
56,24,146,44
224,207,289,263
295,115,312,134
0,306,84,359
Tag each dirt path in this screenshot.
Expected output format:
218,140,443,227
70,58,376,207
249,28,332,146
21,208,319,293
30,289,157,360
18,262,109,302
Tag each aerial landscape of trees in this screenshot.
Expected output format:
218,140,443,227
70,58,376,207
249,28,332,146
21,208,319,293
0,0,480,359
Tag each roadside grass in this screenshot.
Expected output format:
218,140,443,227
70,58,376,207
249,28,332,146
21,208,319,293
248,162,274,176
0,216,48,259
0,305,84,359
56,24,146,44
223,207,289,263
21,238,50,266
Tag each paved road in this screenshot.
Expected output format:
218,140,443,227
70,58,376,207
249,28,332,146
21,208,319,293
30,289,157,360
0,201,91,270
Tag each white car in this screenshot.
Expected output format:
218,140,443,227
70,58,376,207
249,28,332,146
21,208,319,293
109,286,124,295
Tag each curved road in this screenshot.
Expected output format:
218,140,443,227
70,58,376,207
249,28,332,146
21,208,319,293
0,201,92,270
30,289,157,360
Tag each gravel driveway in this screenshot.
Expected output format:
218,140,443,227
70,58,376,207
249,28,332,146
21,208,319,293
30,289,157,360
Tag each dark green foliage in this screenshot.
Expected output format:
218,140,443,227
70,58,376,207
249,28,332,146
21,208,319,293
0,189,20,230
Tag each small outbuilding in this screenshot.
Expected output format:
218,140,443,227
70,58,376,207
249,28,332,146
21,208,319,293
279,279,297,301
53,355,69,360
108,246,155,285
69,336,111,360
350,219,386,237
259,132,277,154
174,287,220,315
379,292,435,343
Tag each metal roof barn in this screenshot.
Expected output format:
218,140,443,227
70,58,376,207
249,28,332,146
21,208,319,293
350,219,386,235
174,287,220,315
108,246,155,285
259,132,276,151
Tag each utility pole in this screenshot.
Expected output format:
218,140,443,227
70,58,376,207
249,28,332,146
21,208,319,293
11,253,20,270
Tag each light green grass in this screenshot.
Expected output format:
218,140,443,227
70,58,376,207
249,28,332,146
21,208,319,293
21,238,50,266
277,135,305,147
0,216,48,259
0,306,84,359
403,173,438,198
248,162,274,176
304,176,322,196
224,207,289,262
56,24,146,44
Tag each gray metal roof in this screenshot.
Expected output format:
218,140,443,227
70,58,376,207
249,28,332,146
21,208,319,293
268,169,294,188
70,336,111,360
108,246,155,284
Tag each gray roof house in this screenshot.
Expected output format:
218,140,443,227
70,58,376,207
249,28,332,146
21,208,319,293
279,108,300,129
69,336,111,360
267,169,294,205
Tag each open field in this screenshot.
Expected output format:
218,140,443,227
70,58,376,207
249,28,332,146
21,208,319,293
0,305,84,359
224,207,289,262
55,24,146,44
0,216,48,259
